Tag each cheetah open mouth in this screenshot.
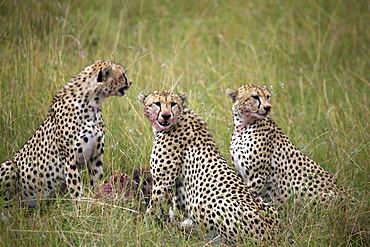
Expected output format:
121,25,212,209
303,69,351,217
117,87,127,96
158,121,171,127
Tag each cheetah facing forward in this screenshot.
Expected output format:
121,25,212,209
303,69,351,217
139,90,278,243
0,61,132,207
227,84,341,205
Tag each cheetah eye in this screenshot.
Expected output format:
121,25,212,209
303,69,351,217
252,95,260,100
267,95,271,101
154,102,161,107
171,102,177,107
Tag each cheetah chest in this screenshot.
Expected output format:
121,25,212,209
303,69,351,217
230,124,272,187
75,108,104,167
230,129,251,172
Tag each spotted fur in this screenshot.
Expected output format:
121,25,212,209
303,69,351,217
227,84,341,205
0,60,132,207
139,90,279,243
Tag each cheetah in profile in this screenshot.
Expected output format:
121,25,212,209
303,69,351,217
0,60,132,207
227,84,341,205
139,90,279,243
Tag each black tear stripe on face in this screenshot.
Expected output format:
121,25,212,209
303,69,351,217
123,72,128,84
252,95,261,109
155,102,162,119
97,70,103,82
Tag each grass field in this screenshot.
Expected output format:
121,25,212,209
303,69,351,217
0,0,369,246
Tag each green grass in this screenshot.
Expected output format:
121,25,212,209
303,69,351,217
1,0,369,246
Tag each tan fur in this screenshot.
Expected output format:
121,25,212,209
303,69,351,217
228,84,342,205
141,90,279,244
0,61,132,207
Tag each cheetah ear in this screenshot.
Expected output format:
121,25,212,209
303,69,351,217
226,89,237,103
179,93,188,103
97,66,112,82
138,94,147,105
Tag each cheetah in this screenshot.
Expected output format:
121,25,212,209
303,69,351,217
139,90,279,243
226,84,341,206
0,60,132,207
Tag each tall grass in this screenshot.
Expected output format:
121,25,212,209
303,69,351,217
1,0,369,246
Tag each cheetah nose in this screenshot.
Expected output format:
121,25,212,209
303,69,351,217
264,106,271,112
161,114,171,120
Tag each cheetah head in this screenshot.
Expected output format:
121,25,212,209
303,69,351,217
93,60,133,97
138,91,188,132
226,84,271,125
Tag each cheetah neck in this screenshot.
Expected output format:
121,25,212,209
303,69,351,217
232,117,251,137
53,81,107,113
232,116,263,138
86,92,106,112
230,118,261,163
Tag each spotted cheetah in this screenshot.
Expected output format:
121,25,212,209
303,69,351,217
139,90,279,243
227,84,341,205
0,60,132,207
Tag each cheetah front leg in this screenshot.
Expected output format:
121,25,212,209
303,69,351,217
146,155,183,224
63,145,102,202
83,132,104,194
169,179,195,228
146,168,181,221
147,178,175,217
63,153,83,200
86,153,103,192
84,115,104,194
